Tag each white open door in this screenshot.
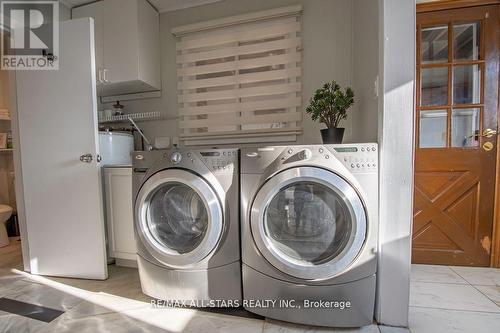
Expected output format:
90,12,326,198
15,18,107,279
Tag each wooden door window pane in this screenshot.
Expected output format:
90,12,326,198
421,67,449,106
421,25,449,63
453,22,480,61
419,110,447,148
453,64,481,105
451,108,480,147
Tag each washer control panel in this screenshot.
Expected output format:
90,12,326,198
200,149,238,173
330,144,378,173
159,149,238,173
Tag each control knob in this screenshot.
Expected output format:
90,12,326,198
298,149,312,160
170,152,182,164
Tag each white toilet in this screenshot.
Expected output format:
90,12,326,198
0,204,13,247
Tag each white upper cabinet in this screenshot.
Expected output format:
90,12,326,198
72,0,161,96
72,2,103,81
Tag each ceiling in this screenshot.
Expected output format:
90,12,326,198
61,0,223,13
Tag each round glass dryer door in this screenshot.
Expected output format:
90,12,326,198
148,183,208,254
250,167,367,280
135,169,223,267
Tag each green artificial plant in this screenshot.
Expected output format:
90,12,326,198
305,81,355,128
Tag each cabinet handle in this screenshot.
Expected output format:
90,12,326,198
103,68,109,83
97,69,102,83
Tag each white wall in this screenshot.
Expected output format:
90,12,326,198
351,0,380,143
350,1,415,327
101,0,357,146
375,0,415,327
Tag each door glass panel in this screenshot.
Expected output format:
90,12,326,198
419,110,447,148
453,65,481,104
452,108,480,147
454,22,480,61
148,182,208,253
421,67,449,106
421,25,449,63
264,182,353,265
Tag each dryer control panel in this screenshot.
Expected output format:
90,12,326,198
329,144,378,173
241,144,378,174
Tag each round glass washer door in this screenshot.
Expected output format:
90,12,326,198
250,167,367,280
135,169,223,267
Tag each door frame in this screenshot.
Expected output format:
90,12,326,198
491,0,500,271
416,0,500,267
417,0,500,13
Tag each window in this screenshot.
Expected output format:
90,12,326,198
417,21,483,148
173,6,303,145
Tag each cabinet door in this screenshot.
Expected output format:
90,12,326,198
104,168,136,260
102,0,139,84
72,2,104,83
137,0,161,89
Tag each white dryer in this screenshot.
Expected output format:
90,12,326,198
133,148,241,303
240,144,378,327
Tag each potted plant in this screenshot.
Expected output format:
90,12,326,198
305,80,354,144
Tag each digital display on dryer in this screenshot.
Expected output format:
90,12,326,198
200,152,221,157
333,147,358,153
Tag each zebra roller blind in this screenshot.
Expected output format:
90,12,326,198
174,7,302,145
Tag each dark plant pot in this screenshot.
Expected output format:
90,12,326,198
320,128,345,144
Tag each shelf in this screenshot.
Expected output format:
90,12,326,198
98,111,162,124
0,149,13,153
0,117,10,121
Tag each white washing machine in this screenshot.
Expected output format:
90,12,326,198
132,148,241,303
240,144,378,327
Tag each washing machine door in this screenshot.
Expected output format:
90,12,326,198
250,166,367,280
135,169,223,268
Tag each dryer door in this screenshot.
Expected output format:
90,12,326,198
135,169,223,267
251,166,367,280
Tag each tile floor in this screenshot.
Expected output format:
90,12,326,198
1,239,500,332
409,264,500,333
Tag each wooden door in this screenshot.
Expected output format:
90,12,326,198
413,5,499,266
